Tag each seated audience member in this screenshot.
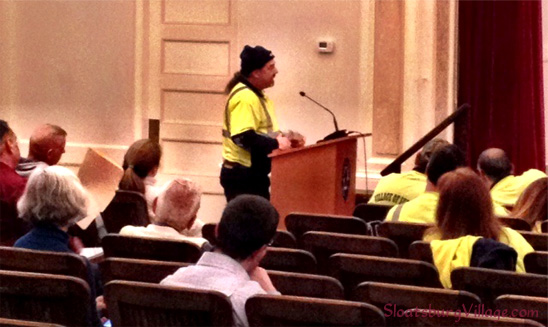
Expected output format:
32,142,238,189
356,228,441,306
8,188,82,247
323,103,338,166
14,165,102,327
477,148,547,209
16,123,67,177
161,195,280,327
511,177,547,233
120,178,208,247
0,120,30,245
369,138,450,206
424,168,534,287
384,144,464,224
118,139,162,218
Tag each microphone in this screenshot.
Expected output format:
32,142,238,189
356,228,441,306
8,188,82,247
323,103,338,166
299,91,348,141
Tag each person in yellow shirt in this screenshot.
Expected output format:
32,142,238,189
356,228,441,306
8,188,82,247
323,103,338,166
221,45,302,202
424,168,534,288
477,148,547,209
385,144,464,224
369,139,449,206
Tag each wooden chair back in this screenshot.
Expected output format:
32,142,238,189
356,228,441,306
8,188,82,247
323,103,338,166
377,221,433,258
104,280,233,326
202,223,297,249
499,217,532,231
0,270,90,327
402,308,544,327
285,213,369,239
408,241,434,264
328,253,442,298
451,267,548,307
0,318,64,327
267,270,345,300
101,234,201,263
245,294,386,326
99,257,188,284
518,231,548,252
495,295,548,326
0,246,89,283
300,231,398,274
352,203,392,223
260,247,317,274
101,190,149,234
524,251,548,275
352,281,480,326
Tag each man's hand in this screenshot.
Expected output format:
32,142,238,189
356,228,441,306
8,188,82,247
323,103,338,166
285,130,306,148
249,267,278,293
276,134,291,150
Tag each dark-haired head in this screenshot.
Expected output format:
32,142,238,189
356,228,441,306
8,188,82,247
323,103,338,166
216,195,279,261
119,139,162,194
413,139,451,174
426,144,465,186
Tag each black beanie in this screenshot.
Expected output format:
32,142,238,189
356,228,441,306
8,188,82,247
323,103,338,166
240,45,274,77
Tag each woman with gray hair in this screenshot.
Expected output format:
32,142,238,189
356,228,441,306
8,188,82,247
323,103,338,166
120,178,208,247
14,165,101,327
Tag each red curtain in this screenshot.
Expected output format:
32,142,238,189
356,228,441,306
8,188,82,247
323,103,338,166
455,0,545,174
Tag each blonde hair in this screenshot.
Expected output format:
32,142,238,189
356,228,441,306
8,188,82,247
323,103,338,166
17,165,88,227
153,178,201,233
511,177,547,228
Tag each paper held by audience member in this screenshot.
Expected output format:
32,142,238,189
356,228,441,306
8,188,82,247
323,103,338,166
77,148,123,229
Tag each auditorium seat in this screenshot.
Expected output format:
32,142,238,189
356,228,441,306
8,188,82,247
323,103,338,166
408,240,434,264
285,213,369,239
402,308,543,327
352,281,480,326
524,252,548,275
328,253,442,298
352,203,392,223
101,234,201,263
300,231,398,273
0,270,90,326
104,280,233,326
518,231,548,252
377,221,433,258
495,295,548,326
0,317,63,327
260,247,317,274
99,257,188,284
498,217,532,231
0,246,89,283
451,267,548,307
101,190,149,234
245,294,386,326
202,223,297,248
267,270,344,300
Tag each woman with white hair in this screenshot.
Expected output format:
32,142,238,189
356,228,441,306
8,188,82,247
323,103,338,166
120,178,208,247
14,165,102,327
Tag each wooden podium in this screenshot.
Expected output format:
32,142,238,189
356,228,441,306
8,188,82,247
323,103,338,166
270,135,358,229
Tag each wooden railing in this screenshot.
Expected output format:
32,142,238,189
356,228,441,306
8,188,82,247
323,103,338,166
380,104,470,176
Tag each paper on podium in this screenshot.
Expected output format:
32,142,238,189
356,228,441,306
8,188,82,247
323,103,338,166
77,148,123,229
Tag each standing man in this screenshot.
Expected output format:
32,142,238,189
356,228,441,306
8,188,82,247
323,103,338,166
220,45,296,202
16,123,67,177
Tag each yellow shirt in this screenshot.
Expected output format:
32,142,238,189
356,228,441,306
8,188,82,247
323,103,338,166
369,170,427,206
430,236,481,288
385,192,439,224
491,169,547,208
222,82,280,167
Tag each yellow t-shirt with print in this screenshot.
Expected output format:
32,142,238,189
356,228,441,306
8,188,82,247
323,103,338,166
222,83,280,167
491,169,547,208
369,170,427,206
